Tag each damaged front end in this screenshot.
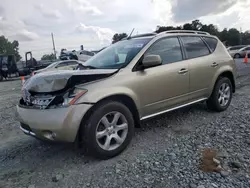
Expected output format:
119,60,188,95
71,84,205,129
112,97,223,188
19,69,118,109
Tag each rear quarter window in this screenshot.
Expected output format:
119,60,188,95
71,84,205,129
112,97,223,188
203,37,218,52
181,36,210,59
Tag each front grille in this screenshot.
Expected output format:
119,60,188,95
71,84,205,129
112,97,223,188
20,123,32,132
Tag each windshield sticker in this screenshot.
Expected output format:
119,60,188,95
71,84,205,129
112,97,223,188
124,44,144,49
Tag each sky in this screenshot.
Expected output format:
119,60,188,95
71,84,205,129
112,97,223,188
0,0,249,60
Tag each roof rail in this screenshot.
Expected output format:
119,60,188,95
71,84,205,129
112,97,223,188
122,33,157,41
158,30,210,35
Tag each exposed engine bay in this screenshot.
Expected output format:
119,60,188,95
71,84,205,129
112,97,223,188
19,69,118,109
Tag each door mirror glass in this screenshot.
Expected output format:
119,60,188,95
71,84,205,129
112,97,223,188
142,55,162,69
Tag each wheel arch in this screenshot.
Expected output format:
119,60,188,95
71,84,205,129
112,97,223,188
234,53,241,58
217,71,235,93
211,70,235,96
76,94,141,144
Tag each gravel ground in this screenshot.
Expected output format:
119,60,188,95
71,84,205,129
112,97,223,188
1,63,250,188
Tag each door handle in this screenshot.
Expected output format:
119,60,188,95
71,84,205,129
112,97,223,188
211,62,218,67
178,68,188,74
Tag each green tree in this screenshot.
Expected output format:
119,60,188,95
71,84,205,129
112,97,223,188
242,31,250,45
200,24,219,36
0,36,22,61
227,28,240,46
155,19,250,47
112,33,128,44
41,53,56,61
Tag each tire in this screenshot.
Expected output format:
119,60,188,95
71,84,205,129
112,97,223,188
234,54,240,59
207,77,233,112
0,74,2,81
81,101,134,159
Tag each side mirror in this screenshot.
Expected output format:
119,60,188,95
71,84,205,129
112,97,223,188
142,55,162,69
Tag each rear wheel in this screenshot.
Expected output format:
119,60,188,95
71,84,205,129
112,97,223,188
207,77,233,112
234,54,240,59
81,101,134,159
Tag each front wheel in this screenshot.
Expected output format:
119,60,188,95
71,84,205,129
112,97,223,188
81,101,134,159
207,77,233,112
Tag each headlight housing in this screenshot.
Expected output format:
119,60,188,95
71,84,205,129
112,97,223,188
63,87,88,106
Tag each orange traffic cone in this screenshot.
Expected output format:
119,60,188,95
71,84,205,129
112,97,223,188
21,76,25,86
244,52,248,64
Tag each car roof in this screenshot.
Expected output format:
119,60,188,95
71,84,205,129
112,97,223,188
124,30,215,41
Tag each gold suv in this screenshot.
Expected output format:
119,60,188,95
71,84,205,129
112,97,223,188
17,30,237,159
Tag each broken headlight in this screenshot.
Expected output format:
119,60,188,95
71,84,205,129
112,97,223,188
63,87,88,106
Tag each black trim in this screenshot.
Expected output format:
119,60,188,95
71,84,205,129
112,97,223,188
200,36,212,53
76,102,95,105
20,123,32,132
202,36,218,53
178,36,187,60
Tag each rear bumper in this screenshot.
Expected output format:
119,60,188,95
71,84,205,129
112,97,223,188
16,103,93,142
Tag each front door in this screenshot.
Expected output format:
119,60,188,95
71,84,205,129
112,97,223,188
132,37,190,118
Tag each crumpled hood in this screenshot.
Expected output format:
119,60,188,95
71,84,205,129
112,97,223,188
23,69,118,93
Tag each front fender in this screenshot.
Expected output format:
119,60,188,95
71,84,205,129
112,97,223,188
77,86,140,109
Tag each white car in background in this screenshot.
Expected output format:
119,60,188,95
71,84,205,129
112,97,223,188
33,60,84,75
228,45,250,58
76,50,95,62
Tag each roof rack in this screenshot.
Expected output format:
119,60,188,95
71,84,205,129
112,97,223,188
158,30,210,35
122,33,157,41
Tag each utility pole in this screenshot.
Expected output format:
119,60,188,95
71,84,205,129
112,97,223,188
51,33,57,60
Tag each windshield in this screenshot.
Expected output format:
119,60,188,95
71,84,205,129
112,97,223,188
84,38,152,69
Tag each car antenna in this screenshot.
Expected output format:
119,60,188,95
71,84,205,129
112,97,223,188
127,28,135,39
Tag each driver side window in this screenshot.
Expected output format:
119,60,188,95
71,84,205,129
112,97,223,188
145,37,183,65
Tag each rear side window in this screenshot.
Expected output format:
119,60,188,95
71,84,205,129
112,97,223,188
56,62,68,68
145,37,183,65
67,61,78,65
181,36,210,59
203,37,218,52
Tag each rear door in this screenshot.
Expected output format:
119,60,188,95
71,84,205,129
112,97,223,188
180,36,217,100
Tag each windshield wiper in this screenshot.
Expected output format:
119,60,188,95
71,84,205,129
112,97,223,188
83,65,96,69
76,64,96,70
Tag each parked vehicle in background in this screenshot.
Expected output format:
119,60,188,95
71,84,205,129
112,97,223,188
228,45,250,58
17,30,236,159
76,50,95,62
0,55,18,81
59,50,94,61
16,61,31,76
91,47,107,54
227,45,246,51
32,60,84,75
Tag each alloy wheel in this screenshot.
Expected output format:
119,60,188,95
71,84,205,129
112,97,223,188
96,111,128,151
218,83,231,107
